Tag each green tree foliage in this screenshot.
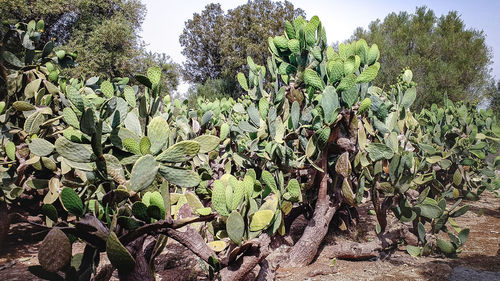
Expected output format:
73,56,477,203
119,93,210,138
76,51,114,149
352,6,492,110
186,78,236,106
485,80,500,120
179,0,305,84
179,3,225,84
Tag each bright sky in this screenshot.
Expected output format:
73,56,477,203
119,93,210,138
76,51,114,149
140,0,500,95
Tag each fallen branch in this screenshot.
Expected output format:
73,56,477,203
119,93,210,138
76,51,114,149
163,227,215,264
323,226,418,260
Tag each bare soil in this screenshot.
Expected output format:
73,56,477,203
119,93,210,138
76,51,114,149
1,192,499,281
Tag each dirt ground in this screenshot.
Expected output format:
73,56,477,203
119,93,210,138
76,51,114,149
0,192,499,281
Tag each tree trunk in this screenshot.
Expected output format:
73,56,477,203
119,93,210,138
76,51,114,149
287,197,337,266
287,147,339,267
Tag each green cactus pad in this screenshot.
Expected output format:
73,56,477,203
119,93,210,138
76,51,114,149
286,179,301,202
66,85,85,112
60,187,84,216
41,204,58,222
317,127,331,148
194,135,220,154
259,98,269,119
341,178,356,206
38,228,71,272
5,141,16,161
130,155,159,192
220,123,230,139
273,35,288,50
365,143,394,161
327,60,344,84
117,216,143,230
12,101,35,111
140,136,151,155
29,138,54,157
321,86,340,124
123,85,136,107
123,138,141,155
358,98,372,113
156,141,200,163
147,66,162,87
148,191,165,218
357,62,380,83
304,69,324,91
158,165,200,187
103,154,126,185
249,209,274,231
62,108,80,129
196,207,212,216
211,180,228,216
261,171,278,194
55,137,95,163
106,232,136,271
185,192,204,210
367,44,380,65
227,211,245,244
147,205,162,220
132,202,149,222
100,80,114,98
237,73,248,91
436,238,455,255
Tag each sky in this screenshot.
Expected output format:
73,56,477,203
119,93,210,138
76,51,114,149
140,0,500,95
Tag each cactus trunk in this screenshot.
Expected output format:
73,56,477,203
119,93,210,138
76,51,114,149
288,148,338,267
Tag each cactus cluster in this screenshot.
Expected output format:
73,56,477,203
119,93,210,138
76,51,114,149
0,15,498,281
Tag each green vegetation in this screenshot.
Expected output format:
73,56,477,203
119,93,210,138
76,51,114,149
352,6,493,110
0,9,499,281
180,0,304,84
0,0,180,93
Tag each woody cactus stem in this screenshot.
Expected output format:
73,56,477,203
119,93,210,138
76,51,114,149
288,147,338,266
91,121,106,180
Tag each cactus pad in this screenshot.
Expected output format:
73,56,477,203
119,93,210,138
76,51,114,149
130,155,159,191
60,187,84,216
156,141,200,163
227,211,245,244
106,232,136,271
38,228,71,272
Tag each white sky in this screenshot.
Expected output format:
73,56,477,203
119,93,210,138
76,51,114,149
140,0,500,95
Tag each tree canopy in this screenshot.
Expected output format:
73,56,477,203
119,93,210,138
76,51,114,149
352,6,492,109
179,0,305,84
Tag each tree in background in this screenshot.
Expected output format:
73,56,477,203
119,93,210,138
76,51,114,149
179,3,225,84
352,6,492,110
485,80,500,120
1,0,180,87
180,0,305,86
